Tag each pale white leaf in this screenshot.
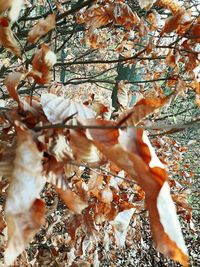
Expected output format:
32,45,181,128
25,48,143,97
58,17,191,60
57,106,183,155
157,182,188,255
111,208,135,246
138,0,157,9
41,93,96,124
4,129,45,265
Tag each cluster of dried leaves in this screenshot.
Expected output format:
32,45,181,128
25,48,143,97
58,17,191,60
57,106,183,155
0,0,199,266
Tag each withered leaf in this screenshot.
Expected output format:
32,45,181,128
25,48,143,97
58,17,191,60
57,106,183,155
28,13,56,44
4,128,46,266
0,16,21,57
84,119,188,266
56,188,88,214
41,93,96,124
29,43,56,84
117,97,168,126
4,72,25,109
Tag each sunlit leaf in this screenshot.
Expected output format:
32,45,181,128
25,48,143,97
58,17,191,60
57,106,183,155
69,129,103,166
41,93,96,124
84,119,188,266
118,97,168,126
56,188,88,214
0,16,21,57
111,208,135,246
4,72,25,109
28,13,56,44
29,44,56,84
4,128,45,266
0,0,23,21
138,0,157,10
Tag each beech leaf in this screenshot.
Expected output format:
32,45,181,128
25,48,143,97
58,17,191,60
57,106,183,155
0,16,21,57
84,119,188,266
117,97,168,126
41,93,96,124
111,208,135,246
4,72,25,109
0,0,23,21
29,44,57,84
4,128,46,266
28,13,56,44
56,188,88,214
69,129,103,166
138,0,157,10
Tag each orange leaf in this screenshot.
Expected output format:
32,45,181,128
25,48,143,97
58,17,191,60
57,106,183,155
0,0,23,21
84,119,188,266
4,72,25,109
0,16,21,57
160,8,190,35
28,13,56,44
156,0,180,14
4,128,45,265
188,22,200,43
56,188,88,214
29,43,56,84
117,97,168,126
69,129,103,166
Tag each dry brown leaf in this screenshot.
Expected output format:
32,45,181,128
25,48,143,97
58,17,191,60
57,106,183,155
0,0,23,21
4,72,25,109
0,213,6,233
156,0,180,14
111,208,135,246
69,130,103,166
29,43,56,84
0,16,21,57
188,22,200,43
83,119,188,266
117,97,168,126
160,8,191,35
4,128,45,266
41,93,96,124
28,13,56,44
117,81,131,108
56,188,88,214
0,0,12,13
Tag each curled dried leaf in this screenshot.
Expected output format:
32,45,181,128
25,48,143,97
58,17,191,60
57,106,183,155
4,72,25,109
28,13,56,44
138,0,157,10
69,130,103,166
84,119,188,266
41,93,96,124
29,43,56,84
117,97,168,126
0,0,23,21
0,16,21,57
4,128,45,265
56,188,88,214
